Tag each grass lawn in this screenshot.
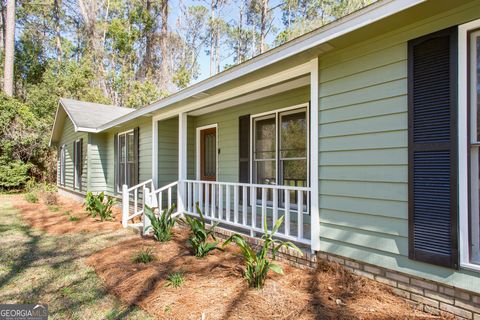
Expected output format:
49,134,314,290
0,195,152,320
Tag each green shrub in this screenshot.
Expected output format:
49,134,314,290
183,204,222,258
131,247,155,264
68,216,80,222
0,161,32,190
83,191,115,221
144,205,177,242
223,216,302,289
165,272,184,288
24,192,38,203
25,179,39,193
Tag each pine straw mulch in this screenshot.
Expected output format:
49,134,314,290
11,194,123,235
86,228,448,320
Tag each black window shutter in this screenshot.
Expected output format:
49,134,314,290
73,141,76,190
408,27,458,269
239,115,250,183
79,138,83,191
133,127,140,186
114,133,118,195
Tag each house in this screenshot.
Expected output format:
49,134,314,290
49,0,480,318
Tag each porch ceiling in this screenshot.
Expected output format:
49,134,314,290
187,75,310,116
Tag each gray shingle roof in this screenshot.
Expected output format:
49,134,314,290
60,98,134,129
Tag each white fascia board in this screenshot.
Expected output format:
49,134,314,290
96,0,425,132
49,104,63,147
76,127,98,133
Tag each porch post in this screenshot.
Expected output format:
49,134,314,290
152,117,158,187
178,112,188,214
122,184,129,228
310,57,320,252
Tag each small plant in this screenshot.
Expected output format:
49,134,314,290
144,205,177,242
68,216,80,222
24,192,38,203
83,192,115,221
223,215,302,289
48,205,60,212
132,247,155,264
183,204,222,258
165,272,184,288
63,210,72,216
43,191,58,206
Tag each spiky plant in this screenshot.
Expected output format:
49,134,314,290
165,272,184,288
223,215,302,289
132,247,155,264
83,192,115,221
183,204,222,258
144,204,177,242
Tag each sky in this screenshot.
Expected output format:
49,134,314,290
169,0,285,83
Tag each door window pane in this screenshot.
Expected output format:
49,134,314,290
127,132,135,163
119,134,126,186
280,111,307,158
254,116,276,160
203,131,216,177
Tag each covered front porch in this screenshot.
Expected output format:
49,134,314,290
123,58,320,251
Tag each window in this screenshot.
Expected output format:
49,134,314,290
469,29,480,265
60,145,66,186
73,139,83,190
118,130,136,189
252,106,308,205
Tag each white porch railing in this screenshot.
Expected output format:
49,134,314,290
122,179,312,246
121,179,154,228
182,180,311,245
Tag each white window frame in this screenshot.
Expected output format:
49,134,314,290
195,123,218,180
459,18,480,271
117,129,135,192
60,144,66,186
249,103,310,187
73,139,82,190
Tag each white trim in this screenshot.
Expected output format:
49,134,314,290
116,129,135,193
309,58,320,252
250,103,310,191
178,113,188,214
152,118,158,187
95,0,424,132
458,18,480,270
195,124,218,181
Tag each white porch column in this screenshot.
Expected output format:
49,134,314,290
310,57,320,252
152,117,158,187
178,112,188,214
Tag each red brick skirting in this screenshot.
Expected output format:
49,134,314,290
213,226,480,320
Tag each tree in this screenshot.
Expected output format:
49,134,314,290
4,0,15,96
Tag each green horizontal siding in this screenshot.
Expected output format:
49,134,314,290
57,118,88,192
157,117,178,187
193,86,310,183
317,1,480,293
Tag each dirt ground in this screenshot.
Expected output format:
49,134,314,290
87,228,448,320
12,194,123,235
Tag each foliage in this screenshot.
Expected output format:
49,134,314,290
223,215,302,289
165,272,185,288
24,192,38,203
132,247,156,264
83,192,116,221
42,191,58,206
0,161,33,190
48,205,60,212
144,205,177,242
183,204,222,258
68,216,80,222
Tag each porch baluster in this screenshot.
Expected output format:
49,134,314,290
285,190,290,236
298,191,303,239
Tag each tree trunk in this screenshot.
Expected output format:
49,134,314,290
3,0,15,97
260,0,268,53
209,0,216,76
159,0,169,89
53,0,63,61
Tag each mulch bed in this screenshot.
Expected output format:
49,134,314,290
11,194,123,235
87,228,446,320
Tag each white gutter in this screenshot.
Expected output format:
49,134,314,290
94,0,425,132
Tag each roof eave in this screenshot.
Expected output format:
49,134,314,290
95,0,425,132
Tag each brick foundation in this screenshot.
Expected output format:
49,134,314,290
212,226,480,320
